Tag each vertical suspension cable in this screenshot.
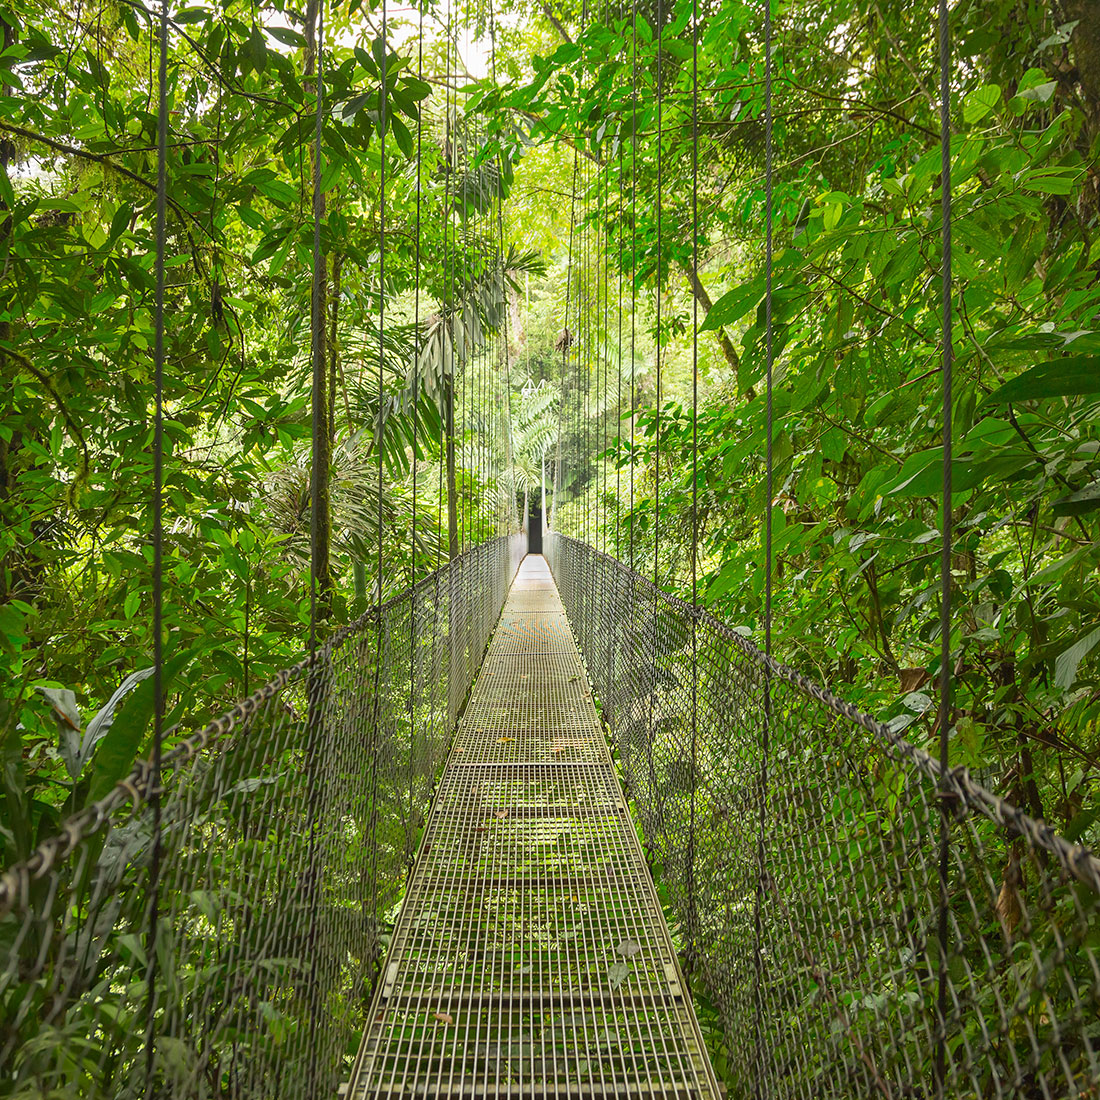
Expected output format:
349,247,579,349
583,144,590,544
442,11,450,565
616,114,623,558
377,0,387,608
490,0,518,535
552,152,579,532
686,0,699,974
411,9,422,577
596,150,603,552
309,7,326,643
653,0,662,590
934,0,954,1091
629,1,636,572
143,0,168,1090
751,0,774,1091
601,156,609,559
407,0,423,864
443,8,454,562
304,1,326,1092
590,161,597,550
460,99,468,554
584,152,591,546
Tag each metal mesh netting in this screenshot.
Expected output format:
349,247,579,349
0,534,525,1099
546,531,1100,1100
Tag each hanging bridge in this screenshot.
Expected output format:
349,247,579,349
2,530,1099,1098
3,0,1100,1093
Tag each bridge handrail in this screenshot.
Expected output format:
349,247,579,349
0,533,524,915
547,531,1100,895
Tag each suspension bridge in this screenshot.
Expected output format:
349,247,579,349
2,0,1099,1094
3,527,1099,1098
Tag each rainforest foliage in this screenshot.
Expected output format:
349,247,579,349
1,0,1099,901
512,0,1100,854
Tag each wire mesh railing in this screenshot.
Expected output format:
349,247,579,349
546,530,1100,1100
0,534,525,1099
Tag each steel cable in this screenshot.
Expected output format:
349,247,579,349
142,0,168,1091
751,0,774,1092
934,0,954,1092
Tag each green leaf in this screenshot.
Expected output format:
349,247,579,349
86,649,194,804
1054,626,1100,691
962,84,1000,125
256,178,299,205
390,115,414,158
35,687,83,781
607,961,631,989
342,92,371,118
108,204,133,242
267,26,306,48
984,357,1100,404
0,601,29,656
1053,480,1100,516
700,280,760,332
1017,80,1057,103
1018,166,1084,195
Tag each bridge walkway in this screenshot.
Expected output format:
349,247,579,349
346,554,721,1098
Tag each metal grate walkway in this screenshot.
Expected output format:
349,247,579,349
346,555,722,1099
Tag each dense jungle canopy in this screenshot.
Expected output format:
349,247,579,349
2,0,1100,992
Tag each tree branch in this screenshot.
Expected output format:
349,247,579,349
0,121,211,239
540,3,573,44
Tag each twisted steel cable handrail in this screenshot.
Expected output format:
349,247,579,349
0,535,525,917
546,531,1100,896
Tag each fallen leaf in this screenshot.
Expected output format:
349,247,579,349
616,939,641,958
607,962,631,990
433,1012,453,1025
898,667,930,693
495,810,508,820
497,737,516,744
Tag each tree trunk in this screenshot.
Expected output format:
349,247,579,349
1063,0,1100,138
678,260,746,381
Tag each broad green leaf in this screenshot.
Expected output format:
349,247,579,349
1053,480,1100,516
700,280,760,332
1018,166,1085,195
984,357,1100,403
1017,80,1057,103
257,178,299,205
1054,626,1100,691
86,650,194,804
267,26,306,48
962,84,1000,125
80,667,156,778
35,687,83,780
